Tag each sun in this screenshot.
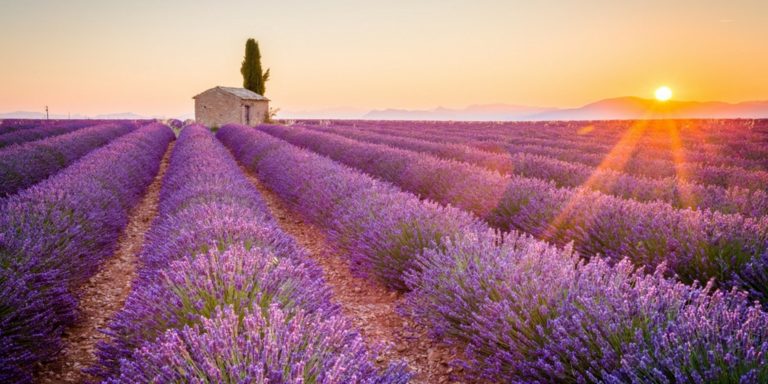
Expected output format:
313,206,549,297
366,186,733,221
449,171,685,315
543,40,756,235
655,86,673,102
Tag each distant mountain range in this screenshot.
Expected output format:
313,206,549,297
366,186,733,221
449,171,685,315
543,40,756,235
4,97,768,121
363,97,768,121
363,104,555,121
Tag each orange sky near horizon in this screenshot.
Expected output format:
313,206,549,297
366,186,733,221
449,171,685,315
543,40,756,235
1,0,767,117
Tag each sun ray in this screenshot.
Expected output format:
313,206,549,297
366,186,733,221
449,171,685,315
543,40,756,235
542,119,650,242
663,119,696,209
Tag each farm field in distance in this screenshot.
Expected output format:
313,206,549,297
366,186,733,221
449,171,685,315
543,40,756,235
1,117,767,383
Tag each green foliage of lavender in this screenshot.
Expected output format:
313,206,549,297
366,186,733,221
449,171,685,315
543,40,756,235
0,121,142,196
94,125,408,383
257,124,768,303
0,123,174,383
311,119,768,188
408,231,768,382
310,124,768,217
107,306,409,384
217,124,486,291
0,120,93,148
219,123,768,383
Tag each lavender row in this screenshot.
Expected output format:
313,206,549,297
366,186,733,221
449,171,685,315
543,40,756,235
0,122,138,197
317,120,768,171
94,125,407,383
339,122,768,190
477,132,766,172
502,140,768,190
260,124,768,302
341,119,768,166
330,120,768,186
0,119,74,135
454,122,764,166
0,119,39,134
306,119,767,148
310,125,768,217
0,120,101,149
0,123,174,383
0,119,145,136
494,120,768,163
501,132,765,169
218,125,486,292
219,124,768,382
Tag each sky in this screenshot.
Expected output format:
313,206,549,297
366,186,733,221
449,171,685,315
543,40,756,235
1,0,767,117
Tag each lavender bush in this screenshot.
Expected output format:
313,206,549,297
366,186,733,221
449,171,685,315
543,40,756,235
95,125,407,382
99,242,338,374
0,120,106,148
164,118,183,129
0,119,40,134
217,124,486,291
0,123,173,383
0,121,138,196
407,230,768,382
311,125,768,217
338,119,768,171
257,124,768,302
108,306,410,384
0,119,108,135
220,123,768,383
335,120,768,190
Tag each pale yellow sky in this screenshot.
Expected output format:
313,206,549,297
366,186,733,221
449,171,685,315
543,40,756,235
1,0,767,117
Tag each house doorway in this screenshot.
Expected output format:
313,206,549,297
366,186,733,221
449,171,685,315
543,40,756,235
243,105,251,125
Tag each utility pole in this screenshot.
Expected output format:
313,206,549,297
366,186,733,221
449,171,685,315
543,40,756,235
45,106,49,120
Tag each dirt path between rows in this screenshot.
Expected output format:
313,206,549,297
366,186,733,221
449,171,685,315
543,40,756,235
243,168,470,384
35,143,174,384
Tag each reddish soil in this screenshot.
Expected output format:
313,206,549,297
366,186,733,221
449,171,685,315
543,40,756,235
35,143,174,383
243,169,472,384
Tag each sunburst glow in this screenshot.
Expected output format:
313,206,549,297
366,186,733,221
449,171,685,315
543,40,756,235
655,86,673,101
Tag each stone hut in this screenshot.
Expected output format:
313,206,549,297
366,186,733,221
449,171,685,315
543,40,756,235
193,86,269,127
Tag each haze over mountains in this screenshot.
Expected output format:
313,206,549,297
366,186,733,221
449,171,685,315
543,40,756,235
3,97,768,121
363,104,555,121
364,97,768,121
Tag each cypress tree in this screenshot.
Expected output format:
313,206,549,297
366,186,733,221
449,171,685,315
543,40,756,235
240,38,269,95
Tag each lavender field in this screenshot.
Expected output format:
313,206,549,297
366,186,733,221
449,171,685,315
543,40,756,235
1,118,767,383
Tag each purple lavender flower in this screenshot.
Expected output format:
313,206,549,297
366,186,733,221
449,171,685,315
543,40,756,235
0,121,141,196
254,123,768,303
308,124,768,217
0,123,173,383
108,306,409,384
219,123,768,383
99,243,337,374
217,124,486,291
94,125,407,382
408,230,768,382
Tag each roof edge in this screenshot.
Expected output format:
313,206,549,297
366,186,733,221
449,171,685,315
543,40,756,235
192,86,270,101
